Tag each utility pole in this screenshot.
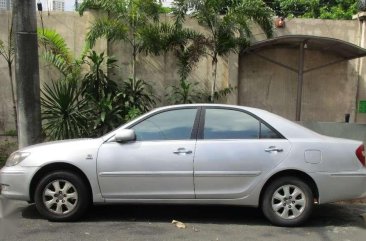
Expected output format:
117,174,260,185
13,0,42,148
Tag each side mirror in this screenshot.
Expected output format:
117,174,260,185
114,129,136,143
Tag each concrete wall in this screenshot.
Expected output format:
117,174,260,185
0,12,15,134
240,18,363,122
300,122,366,142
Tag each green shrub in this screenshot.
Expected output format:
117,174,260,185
4,129,17,136
41,80,89,140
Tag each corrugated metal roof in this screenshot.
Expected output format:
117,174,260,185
244,35,366,60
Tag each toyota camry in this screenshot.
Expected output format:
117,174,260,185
1,104,365,226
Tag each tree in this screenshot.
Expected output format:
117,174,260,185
173,0,273,101
139,22,207,103
264,0,358,20
13,0,42,147
78,0,162,84
0,13,17,133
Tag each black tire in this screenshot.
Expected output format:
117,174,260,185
34,171,90,221
261,176,313,227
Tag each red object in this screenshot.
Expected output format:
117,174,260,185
356,145,365,166
275,17,285,28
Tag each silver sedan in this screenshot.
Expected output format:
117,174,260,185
1,104,365,226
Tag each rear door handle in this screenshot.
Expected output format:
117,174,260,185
265,146,283,153
173,148,193,155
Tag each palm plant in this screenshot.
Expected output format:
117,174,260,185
167,79,202,104
38,28,89,80
38,29,92,140
91,92,125,136
121,78,156,113
41,81,89,140
37,28,155,138
81,50,118,102
78,0,162,83
173,0,274,101
139,22,208,104
81,50,125,136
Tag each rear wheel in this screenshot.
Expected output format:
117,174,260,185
34,171,90,221
261,176,313,226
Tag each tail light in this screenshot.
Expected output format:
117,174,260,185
356,145,365,166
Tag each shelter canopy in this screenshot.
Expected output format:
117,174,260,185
242,35,366,121
244,35,366,60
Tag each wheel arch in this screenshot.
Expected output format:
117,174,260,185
29,162,93,203
259,169,319,206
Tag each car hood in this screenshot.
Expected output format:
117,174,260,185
19,139,95,152
18,138,104,167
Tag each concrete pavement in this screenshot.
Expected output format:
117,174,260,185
0,197,366,241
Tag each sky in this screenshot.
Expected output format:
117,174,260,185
39,0,174,11
65,0,74,10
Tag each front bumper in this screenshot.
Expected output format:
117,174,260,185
0,166,38,201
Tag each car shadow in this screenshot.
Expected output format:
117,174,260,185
19,203,366,228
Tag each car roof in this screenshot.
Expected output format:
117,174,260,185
103,104,324,141
152,104,325,139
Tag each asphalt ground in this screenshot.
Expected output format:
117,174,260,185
0,197,366,241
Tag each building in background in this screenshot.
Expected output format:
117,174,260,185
52,0,65,11
0,0,11,10
40,0,65,11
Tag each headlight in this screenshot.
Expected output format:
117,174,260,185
5,152,30,167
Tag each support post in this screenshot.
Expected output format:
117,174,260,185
296,41,305,121
13,0,42,148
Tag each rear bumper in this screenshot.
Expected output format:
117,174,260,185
310,170,366,204
0,166,38,201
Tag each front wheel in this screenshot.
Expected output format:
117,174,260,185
261,177,314,226
34,171,90,221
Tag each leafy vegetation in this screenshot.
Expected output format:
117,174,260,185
41,80,89,140
78,0,162,82
38,29,157,140
81,51,118,102
167,80,202,104
4,129,17,136
139,21,209,104
120,78,156,113
172,0,273,101
264,0,358,19
90,92,125,136
38,28,88,81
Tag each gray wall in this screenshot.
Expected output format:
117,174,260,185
300,122,366,142
0,12,15,133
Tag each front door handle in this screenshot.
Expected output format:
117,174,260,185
173,148,193,155
265,146,283,153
